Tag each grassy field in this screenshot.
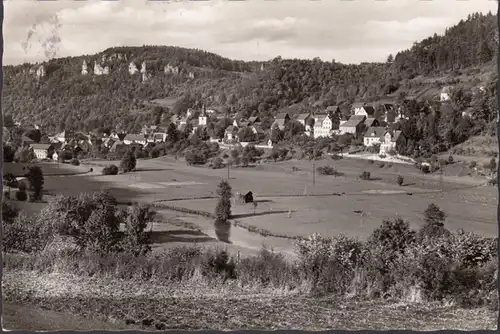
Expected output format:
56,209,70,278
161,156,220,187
3,161,90,177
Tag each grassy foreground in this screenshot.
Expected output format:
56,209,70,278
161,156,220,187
2,270,497,331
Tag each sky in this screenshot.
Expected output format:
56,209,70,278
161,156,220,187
3,0,498,66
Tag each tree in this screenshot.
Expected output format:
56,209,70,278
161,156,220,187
387,54,394,63
214,180,232,222
25,166,44,200
488,157,497,173
120,150,137,173
121,204,155,256
418,203,449,241
167,122,179,142
214,180,232,243
3,144,15,162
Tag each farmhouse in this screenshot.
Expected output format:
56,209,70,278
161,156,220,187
272,112,291,130
30,143,54,160
339,116,365,137
147,132,167,143
380,130,406,154
123,134,147,146
296,113,312,131
363,127,386,147
313,114,334,139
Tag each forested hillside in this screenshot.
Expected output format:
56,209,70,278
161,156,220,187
2,11,498,141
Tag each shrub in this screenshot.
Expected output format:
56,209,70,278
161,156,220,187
397,175,404,186
360,171,371,180
2,213,53,253
421,165,430,174
366,144,380,154
3,173,18,188
316,165,343,176
378,162,385,168
16,190,27,201
210,157,225,169
102,164,119,175
201,249,236,280
418,203,450,242
447,155,454,164
469,161,477,169
4,191,10,199
70,159,80,166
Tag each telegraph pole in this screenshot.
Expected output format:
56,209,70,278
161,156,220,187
312,148,316,186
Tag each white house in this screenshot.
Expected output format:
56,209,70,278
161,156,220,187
30,143,54,160
123,134,147,146
440,86,452,102
363,127,386,147
313,114,334,139
147,133,167,143
199,110,208,126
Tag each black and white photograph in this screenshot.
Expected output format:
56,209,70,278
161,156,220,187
0,0,498,331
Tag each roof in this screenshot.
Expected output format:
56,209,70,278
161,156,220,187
275,112,290,120
153,133,166,139
190,119,200,127
386,130,403,142
296,113,311,121
441,86,452,94
22,136,34,143
361,106,376,116
364,127,386,138
352,102,366,109
340,119,364,128
124,134,146,141
364,118,378,127
325,106,340,113
30,143,52,150
248,116,260,123
349,115,366,122
225,125,235,132
178,124,187,132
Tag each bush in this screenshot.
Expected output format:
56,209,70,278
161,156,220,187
2,213,53,253
4,191,10,199
469,161,477,169
3,172,18,188
421,165,430,174
16,190,27,201
447,155,454,164
210,157,225,169
360,171,371,180
102,164,119,175
70,159,80,166
316,165,343,176
378,162,385,168
120,204,155,256
397,175,404,186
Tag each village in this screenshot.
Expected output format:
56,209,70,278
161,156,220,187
2,85,459,163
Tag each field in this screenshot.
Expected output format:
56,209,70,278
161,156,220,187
17,155,494,257
4,154,498,330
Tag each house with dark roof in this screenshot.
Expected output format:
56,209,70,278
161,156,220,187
272,112,291,130
296,113,312,131
363,127,386,147
339,117,365,137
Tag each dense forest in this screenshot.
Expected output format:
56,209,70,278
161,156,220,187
2,11,498,151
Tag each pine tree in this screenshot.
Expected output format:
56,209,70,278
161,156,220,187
215,180,232,222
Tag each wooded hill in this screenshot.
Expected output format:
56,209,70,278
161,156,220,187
2,11,498,149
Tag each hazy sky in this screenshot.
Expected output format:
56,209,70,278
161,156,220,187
3,0,497,65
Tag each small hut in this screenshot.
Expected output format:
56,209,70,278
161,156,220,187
243,191,253,203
